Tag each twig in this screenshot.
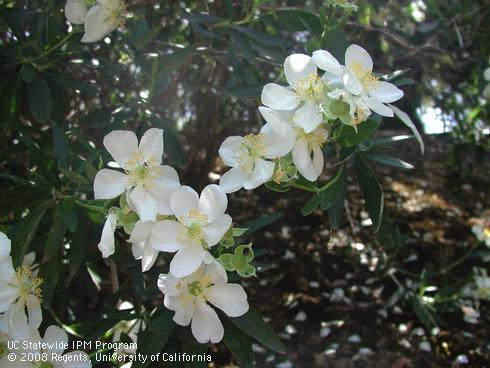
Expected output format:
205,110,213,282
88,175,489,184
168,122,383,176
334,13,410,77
109,259,120,293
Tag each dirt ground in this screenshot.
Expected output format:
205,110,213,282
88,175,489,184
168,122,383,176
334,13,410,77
212,132,490,368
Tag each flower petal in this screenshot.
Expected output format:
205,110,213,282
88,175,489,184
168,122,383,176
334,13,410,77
284,53,317,87
138,128,164,164
293,100,323,133
103,130,138,168
199,184,228,222
203,214,232,247
191,301,224,344
7,302,34,341
170,186,199,218
203,261,228,284
93,169,128,199
342,68,363,95
243,159,274,190
104,130,138,168
165,296,193,326
218,137,241,167
64,0,88,25
219,167,248,193
261,83,299,110
131,242,145,260
170,246,205,278
259,106,296,158
148,172,180,215
157,273,180,296
42,325,68,355
369,81,404,103
81,4,116,43
345,44,373,71
0,231,11,264
129,185,158,222
26,295,42,332
293,139,322,182
150,220,181,252
312,50,342,76
97,213,117,258
363,95,394,117
207,284,249,317
141,244,159,272
129,220,154,244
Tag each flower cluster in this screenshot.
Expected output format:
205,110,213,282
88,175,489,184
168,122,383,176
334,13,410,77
483,59,490,100
94,129,249,343
64,0,126,43
0,232,91,367
219,44,424,192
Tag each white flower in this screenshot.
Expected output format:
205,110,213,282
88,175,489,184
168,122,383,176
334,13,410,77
313,44,404,118
157,261,249,344
64,0,88,25
93,128,180,222
0,316,39,368
28,325,92,368
98,212,118,258
313,45,424,153
81,0,126,43
112,301,142,356
261,54,326,133
0,232,42,340
474,268,490,300
128,220,160,272
472,221,490,247
150,185,232,278
218,111,295,193
264,108,328,182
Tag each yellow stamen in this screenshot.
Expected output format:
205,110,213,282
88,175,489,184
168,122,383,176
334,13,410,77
349,62,379,90
235,133,266,174
293,72,324,102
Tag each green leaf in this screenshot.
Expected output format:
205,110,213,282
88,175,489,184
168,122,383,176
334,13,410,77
337,119,379,147
228,306,285,354
42,204,68,261
158,47,193,79
133,309,175,368
366,153,414,169
320,166,346,210
235,26,295,47
301,191,324,216
68,218,87,280
51,120,68,168
223,318,254,368
241,213,282,237
273,10,322,35
21,63,35,82
39,251,62,308
354,155,384,232
225,85,261,98
12,199,54,266
26,75,53,122
411,295,437,330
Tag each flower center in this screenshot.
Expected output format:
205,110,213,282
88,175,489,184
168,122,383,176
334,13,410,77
296,127,328,150
177,209,209,247
483,226,490,238
105,0,127,27
126,152,159,188
188,281,203,296
293,72,324,102
235,134,266,174
348,62,379,90
11,266,43,305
